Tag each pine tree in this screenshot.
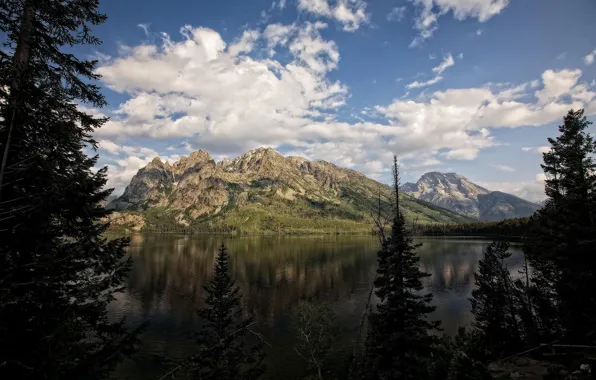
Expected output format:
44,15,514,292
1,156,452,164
527,109,596,343
470,241,523,357
365,156,440,380
189,244,264,380
0,1,141,379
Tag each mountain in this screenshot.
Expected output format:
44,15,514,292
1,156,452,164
401,172,541,221
107,148,474,233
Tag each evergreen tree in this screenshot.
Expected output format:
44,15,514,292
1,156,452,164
527,109,596,342
0,1,141,379
432,329,492,380
365,156,440,380
470,241,523,357
189,244,264,380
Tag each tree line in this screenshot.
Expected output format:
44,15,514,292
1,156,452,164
1,1,595,379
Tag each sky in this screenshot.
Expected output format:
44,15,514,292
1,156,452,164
86,0,596,201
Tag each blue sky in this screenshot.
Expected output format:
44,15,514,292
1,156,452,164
87,0,596,201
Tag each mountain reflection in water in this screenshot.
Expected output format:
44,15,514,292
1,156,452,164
108,234,523,380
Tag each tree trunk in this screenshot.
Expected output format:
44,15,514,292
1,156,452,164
0,0,36,202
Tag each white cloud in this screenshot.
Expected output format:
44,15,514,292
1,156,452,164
522,146,550,154
477,179,546,202
289,22,341,73
494,164,515,172
476,29,483,36
535,173,547,183
556,52,567,60
92,23,596,194
432,54,455,74
584,49,596,65
228,29,260,56
138,23,150,36
495,82,529,100
279,0,287,9
406,76,443,89
535,69,595,105
443,147,481,160
264,23,297,48
410,0,510,46
98,139,158,159
297,0,369,31
95,23,348,149
387,6,406,22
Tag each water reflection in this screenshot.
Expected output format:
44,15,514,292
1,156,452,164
108,234,522,380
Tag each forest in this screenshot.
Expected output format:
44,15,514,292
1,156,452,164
1,1,595,380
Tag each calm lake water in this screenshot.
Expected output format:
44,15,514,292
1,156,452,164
108,234,523,380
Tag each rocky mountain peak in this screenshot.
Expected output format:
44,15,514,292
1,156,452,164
401,171,540,220
188,149,212,163
172,150,214,174
108,147,475,230
146,156,165,169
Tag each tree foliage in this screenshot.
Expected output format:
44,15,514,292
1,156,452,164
0,1,141,379
189,244,264,380
470,241,524,357
365,156,440,380
526,109,596,343
292,301,340,380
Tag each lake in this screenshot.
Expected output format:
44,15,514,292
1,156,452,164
108,234,524,380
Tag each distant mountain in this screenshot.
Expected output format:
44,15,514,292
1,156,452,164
401,172,541,221
107,148,474,233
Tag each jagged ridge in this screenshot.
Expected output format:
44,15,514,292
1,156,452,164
107,148,475,233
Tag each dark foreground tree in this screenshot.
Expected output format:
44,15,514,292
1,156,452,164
470,241,523,358
431,328,492,380
0,1,141,379
292,301,340,380
526,109,596,343
365,156,440,380
189,244,264,380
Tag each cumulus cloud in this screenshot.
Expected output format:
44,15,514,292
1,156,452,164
263,23,297,48
410,0,510,46
228,29,260,56
387,6,406,22
92,23,596,195
96,22,347,146
535,69,582,104
297,0,369,31
585,49,596,65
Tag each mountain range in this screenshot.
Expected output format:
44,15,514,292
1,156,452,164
401,172,541,221
106,148,474,233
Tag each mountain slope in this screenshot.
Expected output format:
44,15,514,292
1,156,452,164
401,172,540,221
107,148,474,233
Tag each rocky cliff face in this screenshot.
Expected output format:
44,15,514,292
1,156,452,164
401,172,540,220
107,148,474,232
